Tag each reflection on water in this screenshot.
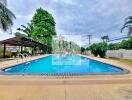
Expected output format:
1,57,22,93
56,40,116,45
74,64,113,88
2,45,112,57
52,54,82,65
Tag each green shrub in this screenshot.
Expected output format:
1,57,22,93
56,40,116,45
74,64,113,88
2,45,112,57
86,47,90,51
81,47,85,54
108,38,132,50
89,43,107,58
120,38,132,49
107,43,120,50
89,44,99,57
88,38,132,58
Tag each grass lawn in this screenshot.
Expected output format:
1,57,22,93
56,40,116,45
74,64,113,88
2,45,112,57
109,57,132,65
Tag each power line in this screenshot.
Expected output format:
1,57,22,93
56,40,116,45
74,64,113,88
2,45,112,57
108,34,132,42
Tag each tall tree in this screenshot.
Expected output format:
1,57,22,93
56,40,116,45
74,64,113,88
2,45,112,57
31,8,56,45
0,2,16,31
121,16,132,36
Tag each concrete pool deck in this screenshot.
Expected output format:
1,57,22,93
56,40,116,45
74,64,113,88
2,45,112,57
0,84,132,100
0,54,132,100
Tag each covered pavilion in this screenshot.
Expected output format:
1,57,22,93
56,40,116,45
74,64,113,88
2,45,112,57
0,36,48,58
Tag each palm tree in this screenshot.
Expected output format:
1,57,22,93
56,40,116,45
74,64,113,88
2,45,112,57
14,32,26,37
121,16,132,36
17,23,33,37
0,2,16,31
101,35,109,42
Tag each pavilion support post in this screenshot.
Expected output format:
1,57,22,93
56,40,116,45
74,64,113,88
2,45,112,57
3,44,6,58
21,39,24,54
32,47,34,55
20,46,23,54
31,47,35,55
32,47,36,55
34,47,37,55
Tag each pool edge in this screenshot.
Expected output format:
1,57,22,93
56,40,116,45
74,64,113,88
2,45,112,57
0,54,130,76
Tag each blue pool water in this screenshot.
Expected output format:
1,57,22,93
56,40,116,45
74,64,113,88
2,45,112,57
2,55,126,74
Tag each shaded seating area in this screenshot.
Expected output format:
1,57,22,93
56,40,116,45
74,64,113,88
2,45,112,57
0,36,48,58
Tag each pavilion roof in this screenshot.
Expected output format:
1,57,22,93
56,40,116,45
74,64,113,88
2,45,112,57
0,36,47,47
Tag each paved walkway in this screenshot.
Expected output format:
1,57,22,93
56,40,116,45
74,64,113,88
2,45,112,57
0,84,132,100
0,54,132,100
0,55,48,69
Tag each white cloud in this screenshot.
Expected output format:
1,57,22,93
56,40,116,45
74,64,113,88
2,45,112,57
16,15,32,20
0,30,14,41
53,0,75,5
1,0,131,45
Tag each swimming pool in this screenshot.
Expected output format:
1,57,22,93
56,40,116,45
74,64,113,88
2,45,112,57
1,55,128,75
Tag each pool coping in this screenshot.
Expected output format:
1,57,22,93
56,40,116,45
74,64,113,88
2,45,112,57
0,54,130,76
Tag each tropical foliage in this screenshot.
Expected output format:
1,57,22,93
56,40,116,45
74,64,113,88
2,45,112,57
121,16,132,35
107,43,120,50
87,38,132,58
81,47,86,54
17,8,56,44
17,23,33,37
120,39,132,49
108,38,132,50
0,2,16,31
31,8,56,45
17,8,56,53
89,43,107,58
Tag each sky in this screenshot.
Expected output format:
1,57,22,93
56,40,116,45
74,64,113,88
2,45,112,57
0,0,132,47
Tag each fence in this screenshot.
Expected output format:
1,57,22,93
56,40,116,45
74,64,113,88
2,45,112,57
106,50,132,59
85,50,132,60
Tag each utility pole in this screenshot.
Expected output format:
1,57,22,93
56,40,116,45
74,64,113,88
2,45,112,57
88,34,92,46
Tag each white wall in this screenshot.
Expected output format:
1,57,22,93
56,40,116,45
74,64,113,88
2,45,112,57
106,49,132,59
